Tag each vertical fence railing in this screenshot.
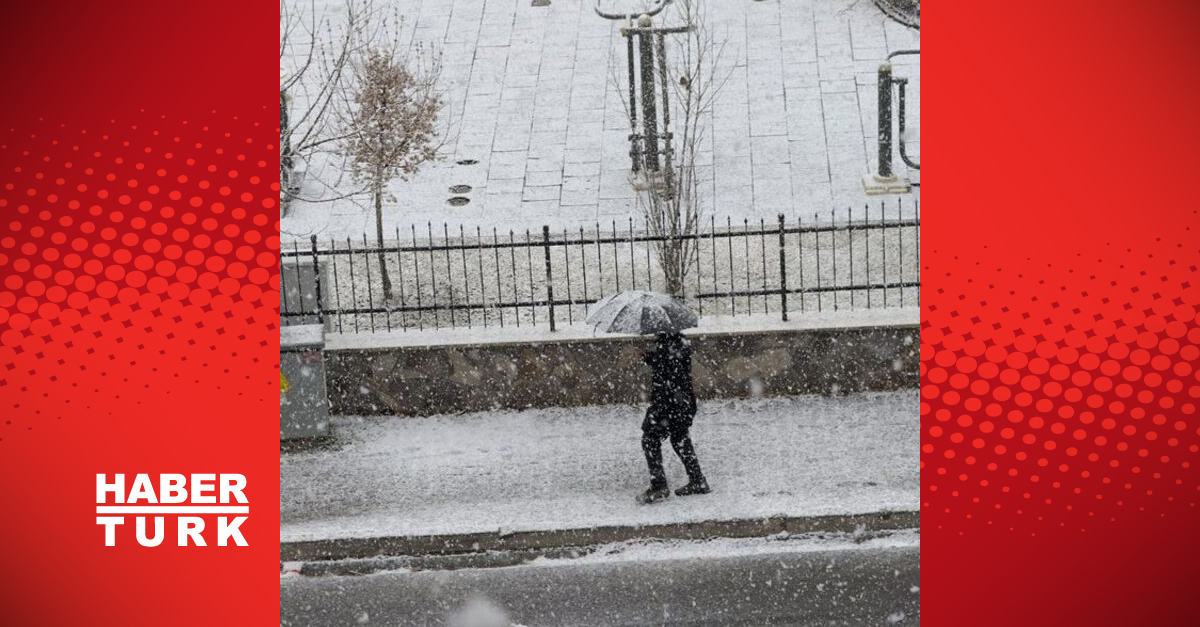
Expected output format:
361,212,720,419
280,200,920,334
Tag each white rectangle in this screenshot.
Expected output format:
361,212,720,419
95,506,250,515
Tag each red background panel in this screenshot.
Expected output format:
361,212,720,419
925,0,1200,624
0,1,270,119
0,2,278,626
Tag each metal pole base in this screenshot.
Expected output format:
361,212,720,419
629,170,668,192
862,172,911,195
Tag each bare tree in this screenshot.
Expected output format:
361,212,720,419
344,40,443,301
279,0,384,211
612,0,731,297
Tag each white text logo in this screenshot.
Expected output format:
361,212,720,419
95,474,249,547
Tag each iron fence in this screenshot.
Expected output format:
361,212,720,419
280,199,920,334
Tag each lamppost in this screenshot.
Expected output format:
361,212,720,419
595,0,692,196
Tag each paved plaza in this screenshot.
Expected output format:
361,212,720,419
282,0,920,243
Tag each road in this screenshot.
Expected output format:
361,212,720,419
281,543,919,626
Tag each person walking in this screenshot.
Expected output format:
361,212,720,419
639,331,710,504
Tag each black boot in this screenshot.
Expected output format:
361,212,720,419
670,432,709,496
641,431,670,504
674,479,710,496
638,483,671,504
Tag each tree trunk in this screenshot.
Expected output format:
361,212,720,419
661,237,686,297
649,195,691,298
374,183,393,301
280,90,293,216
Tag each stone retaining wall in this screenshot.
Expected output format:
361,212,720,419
324,324,919,417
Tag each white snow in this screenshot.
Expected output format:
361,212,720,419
280,391,917,542
280,0,920,243
323,306,918,350
528,529,920,568
281,324,326,349
447,597,514,627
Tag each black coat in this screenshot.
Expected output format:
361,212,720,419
643,335,698,425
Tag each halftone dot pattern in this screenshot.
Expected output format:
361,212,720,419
921,214,1200,534
0,110,280,444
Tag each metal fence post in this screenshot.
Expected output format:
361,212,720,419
309,234,323,327
543,225,556,332
777,214,788,322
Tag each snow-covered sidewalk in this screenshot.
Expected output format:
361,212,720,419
281,392,917,543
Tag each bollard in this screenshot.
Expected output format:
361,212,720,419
863,63,911,194
877,63,893,180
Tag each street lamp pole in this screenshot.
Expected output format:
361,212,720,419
597,1,690,195
637,15,661,173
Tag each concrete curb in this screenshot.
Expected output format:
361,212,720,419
280,510,919,565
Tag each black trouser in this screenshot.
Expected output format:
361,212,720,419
642,410,704,489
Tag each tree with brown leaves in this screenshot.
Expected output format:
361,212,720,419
345,45,442,301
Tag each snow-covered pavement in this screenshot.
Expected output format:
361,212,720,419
281,0,920,242
280,391,917,543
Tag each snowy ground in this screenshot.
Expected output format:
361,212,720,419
280,391,917,542
527,528,920,568
280,0,920,243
